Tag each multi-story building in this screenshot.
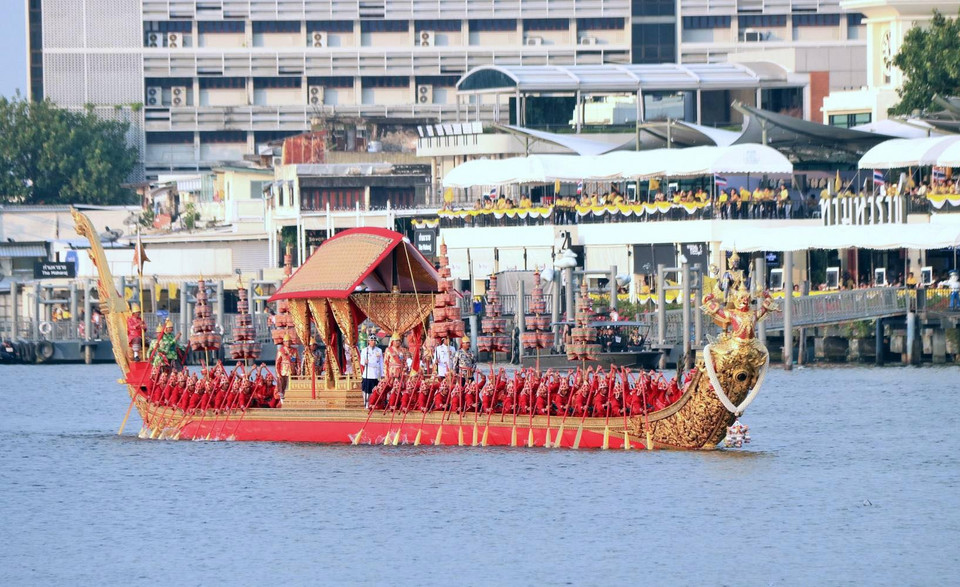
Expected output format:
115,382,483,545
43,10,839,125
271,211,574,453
26,0,865,178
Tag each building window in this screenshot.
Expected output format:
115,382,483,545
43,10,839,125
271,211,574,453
200,131,247,143
524,19,569,32
144,21,192,33
255,130,302,143
147,131,194,144
793,13,841,27
198,21,244,33
682,16,731,30
307,21,354,33
415,76,459,87
829,113,872,129
253,77,301,89
360,20,408,33
847,13,865,27
307,76,354,88
415,20,461,32
199,77,246,89
738,15,787,28
362,76,409,88
632,0,674,17
252,21,301,34
577,18,625,31
469,19,517,32
632,23,675,64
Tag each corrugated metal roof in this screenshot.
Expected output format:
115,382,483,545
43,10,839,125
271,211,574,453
0,243,47,258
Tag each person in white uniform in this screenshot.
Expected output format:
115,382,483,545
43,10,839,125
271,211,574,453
433,337,454,378
359,336,384,408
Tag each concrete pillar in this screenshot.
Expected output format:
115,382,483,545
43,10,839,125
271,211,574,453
656,264,666,370
216,280,225,336
517,280,525,361
33,284,41,341
180,281,189,338
798,280,809,366
754,256,767,346
783,251,793,370
905,311,916,365
609,265,618,310
468,314,478,354
875,318,885,366
69,282,78,334
83,280,92,342
551,276,561,349
564,266,575,321
10,282,18,339
681,260,691,372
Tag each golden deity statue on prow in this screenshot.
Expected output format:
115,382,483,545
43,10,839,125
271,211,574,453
701,252,779,346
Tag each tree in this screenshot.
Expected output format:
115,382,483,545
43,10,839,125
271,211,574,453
890,10,960,116
0,94,139,205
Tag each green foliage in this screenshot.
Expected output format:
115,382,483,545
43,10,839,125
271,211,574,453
182,202,199,230
841,320,874,339
890,10,960,115
0,94,138,205
138,207,155,228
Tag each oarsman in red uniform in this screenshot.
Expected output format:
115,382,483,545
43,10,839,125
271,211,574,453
592,384,607,417
150,372,168,404
571,383,589,417
416,379,430,411
463,382,477,413
432,382,448,412
518,382,531,415
534,385,549,415
388,381,402,411
501,381,515,415
275,334,299,397
449,381,462,413
554,377,571,415
263,372,280,408
126,303,147,361
609,382,623,417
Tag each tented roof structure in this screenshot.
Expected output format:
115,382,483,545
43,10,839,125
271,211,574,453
733,103,895,153
458,63,798,94
269,228,439,301
719,224,960,252
442,145,792,187
858,136,960,169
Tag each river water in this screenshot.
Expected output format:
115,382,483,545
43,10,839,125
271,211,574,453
1,363,958,585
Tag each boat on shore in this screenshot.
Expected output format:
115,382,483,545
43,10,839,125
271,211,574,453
74,208,773,450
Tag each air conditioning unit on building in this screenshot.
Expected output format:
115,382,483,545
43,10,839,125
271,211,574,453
419,31,435,46
310,31,327,47
416,85,433,105
145,86,163,107
167,32,181,48
146,32,164,48
308,85,325,105
743,28,762,42
171,86,187,107
525,36,543,46
580,36,599,46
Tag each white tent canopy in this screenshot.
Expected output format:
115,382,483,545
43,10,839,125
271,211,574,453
858,135,960,169
719,224,960,252
443,145,793,188
934,140,960,167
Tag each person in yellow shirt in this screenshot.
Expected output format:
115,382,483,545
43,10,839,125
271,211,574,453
778,185,790,219
612,193,624,205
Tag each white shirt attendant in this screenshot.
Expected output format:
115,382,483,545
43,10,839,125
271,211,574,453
433,343,453,376
359,345,384,380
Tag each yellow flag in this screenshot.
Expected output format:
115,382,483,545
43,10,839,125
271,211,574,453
443,188,454,204
168,283,178,300
554,179,561,195
124,286,133,300
153,286,161,302
834,170,841,193
649,178,660,191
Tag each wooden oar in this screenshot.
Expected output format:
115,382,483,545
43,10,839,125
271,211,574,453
544,371,553,447
383,404,400,445
601,366,615,450
392,407,412,446
621,367,632,450
223,393,255,441
552,369,574,448
640,372,654,450
572,368,599,450
413,383,437,446
353,380,385,445
435,394,452,445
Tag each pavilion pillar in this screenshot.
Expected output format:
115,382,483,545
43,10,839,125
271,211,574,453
783,251,794,371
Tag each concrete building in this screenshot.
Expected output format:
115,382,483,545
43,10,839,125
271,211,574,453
27,0,869,178
822,1,960,127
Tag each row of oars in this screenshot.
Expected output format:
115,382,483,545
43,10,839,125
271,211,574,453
351,366,654,449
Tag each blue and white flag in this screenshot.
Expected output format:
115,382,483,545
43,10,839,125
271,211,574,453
713,174,727,187
933,166,947,182
873,169,885,186
488,187,497,199
577,180,584,195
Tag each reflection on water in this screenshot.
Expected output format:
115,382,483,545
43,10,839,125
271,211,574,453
1,363,958,585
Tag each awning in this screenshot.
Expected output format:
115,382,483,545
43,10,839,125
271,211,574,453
0,243,47,258
719,224,960,252
442,145,792,187
935,140,960,167
269,227,439,300
858,136,960,169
